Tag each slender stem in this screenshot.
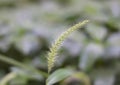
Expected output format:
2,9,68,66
0,72,16,85
0,54,48,77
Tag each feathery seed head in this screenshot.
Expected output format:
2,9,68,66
47,20,89,73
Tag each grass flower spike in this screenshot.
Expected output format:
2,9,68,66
47,20,89,73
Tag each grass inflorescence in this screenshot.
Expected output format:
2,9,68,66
47,20,89,73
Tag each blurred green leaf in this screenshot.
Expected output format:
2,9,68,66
46,69,73,85
61,72,91,85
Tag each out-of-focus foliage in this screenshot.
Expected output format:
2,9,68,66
0,0,120,85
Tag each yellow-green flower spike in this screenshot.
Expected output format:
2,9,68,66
47,20,89,73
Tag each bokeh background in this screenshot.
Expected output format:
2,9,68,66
0,0,120,85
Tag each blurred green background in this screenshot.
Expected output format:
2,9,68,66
0,0,120,85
